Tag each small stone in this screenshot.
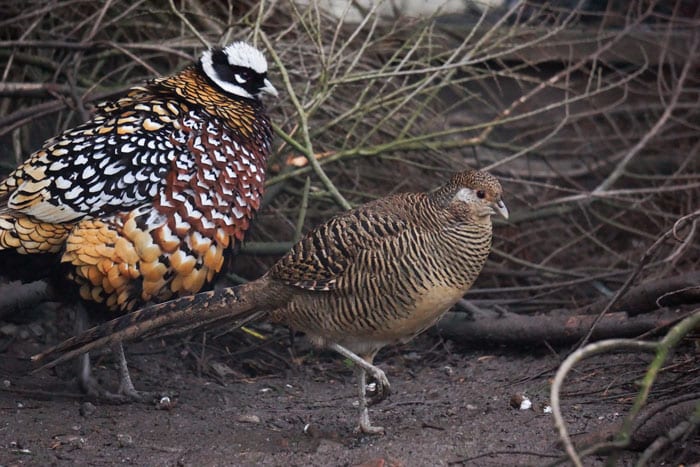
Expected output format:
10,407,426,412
510,393,532,410
210,361,237,378
117,433,133,448
236,414,260,424
80,402,96,417
52,435,85,450
156,396,175,410
3,380,10,388
443,365,454,376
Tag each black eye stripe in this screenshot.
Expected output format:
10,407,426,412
210,52,266,92
206,48,269,98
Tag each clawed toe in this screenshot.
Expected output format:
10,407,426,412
366,369,391,405
79,377,137,403
78,374,157,404
356,422,385,435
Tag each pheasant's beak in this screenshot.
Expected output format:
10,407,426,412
493,199,509,220
261,78,278,97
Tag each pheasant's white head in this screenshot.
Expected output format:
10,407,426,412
200,41,278,100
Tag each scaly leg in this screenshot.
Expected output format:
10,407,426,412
74,303,106,398
113,342,140,399
329,343,388,434
73,304,146,402
355,366,385,434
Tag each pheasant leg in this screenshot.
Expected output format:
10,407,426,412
113,343,140,399
74,306,149,402
355,366,385,434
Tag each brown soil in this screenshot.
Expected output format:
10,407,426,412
0,322,694,466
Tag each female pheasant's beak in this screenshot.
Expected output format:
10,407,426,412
261,78,278,97
493,199,509,220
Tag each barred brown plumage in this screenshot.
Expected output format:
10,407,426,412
1,41,278,400
33,169,508,432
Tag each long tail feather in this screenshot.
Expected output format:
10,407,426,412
32,281,269,371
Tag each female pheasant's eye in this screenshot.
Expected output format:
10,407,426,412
476,190,486,199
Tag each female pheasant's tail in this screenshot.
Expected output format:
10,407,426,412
32,280,272,371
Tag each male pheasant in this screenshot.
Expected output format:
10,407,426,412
35,169,507,432
1,41,278,400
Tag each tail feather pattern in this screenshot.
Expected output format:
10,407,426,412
32,281,266,370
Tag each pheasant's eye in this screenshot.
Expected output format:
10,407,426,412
476,190,486,199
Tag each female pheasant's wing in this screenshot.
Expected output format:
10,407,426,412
269,194,423,292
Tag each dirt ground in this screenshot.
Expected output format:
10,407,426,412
0,318,697,466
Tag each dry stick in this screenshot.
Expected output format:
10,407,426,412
636,401,700,466
593,60,683,192
168,0,210,48
629,393,700,452
577,209,700,348
310,2,614,155
550,310,700,467
107,42,160,75
0,88,128,138
66,0,114,122
183,0,224,37
327,0,585,85
434,310,676,345
366,6,500,144
485,12,654,171
581,271,700,317
294,177,311,242
550,339,657,467
0,82,74,96
259,31,351,210
266,50,647,188
610,310,700,465
0,40,190,55
1,9,42,82
544,32,700,206
326,0,382,74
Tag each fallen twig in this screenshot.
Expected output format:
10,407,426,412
434,310,678,346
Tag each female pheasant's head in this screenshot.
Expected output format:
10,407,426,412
445,169,508,222
200,41,278,100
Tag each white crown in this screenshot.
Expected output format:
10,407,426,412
221,41,268,74
200,41,271,99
